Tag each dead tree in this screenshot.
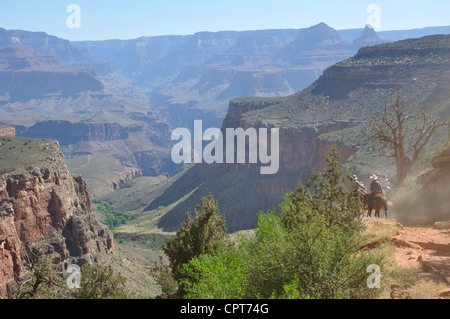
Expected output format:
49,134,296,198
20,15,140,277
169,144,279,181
370,84,447,185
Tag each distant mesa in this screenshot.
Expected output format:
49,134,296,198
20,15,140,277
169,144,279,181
294,22,345,46
0,27,112,75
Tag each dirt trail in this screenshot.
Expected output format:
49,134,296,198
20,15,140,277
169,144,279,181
392,224,450,285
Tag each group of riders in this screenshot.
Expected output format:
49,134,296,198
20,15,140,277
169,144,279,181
348,174,390,219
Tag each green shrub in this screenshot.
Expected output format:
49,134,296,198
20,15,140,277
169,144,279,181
169,147,383,299
162,195,228,297
181,251,247,299
74,264,128,299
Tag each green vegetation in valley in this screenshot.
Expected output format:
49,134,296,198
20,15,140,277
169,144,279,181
93,198,137,230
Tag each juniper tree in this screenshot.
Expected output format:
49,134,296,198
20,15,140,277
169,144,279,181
162,195,227,297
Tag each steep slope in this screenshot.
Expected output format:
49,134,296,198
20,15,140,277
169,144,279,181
0,129,114,298
66,155,143,198
138,35,450,233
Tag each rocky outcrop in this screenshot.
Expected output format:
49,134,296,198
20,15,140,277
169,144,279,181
222,98,283,129
223,98,356,173
0,137,114,298
418,148,450,193
0,125,15,137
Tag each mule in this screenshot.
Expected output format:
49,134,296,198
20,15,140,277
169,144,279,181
367,193,388,219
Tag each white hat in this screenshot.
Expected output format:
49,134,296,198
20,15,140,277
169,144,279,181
371,175,378,181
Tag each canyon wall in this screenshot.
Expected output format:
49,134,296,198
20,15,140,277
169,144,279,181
0,135,114,298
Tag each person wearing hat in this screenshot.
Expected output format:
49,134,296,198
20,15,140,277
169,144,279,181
370,174,383,194
348,175,359,193
348,175,367,196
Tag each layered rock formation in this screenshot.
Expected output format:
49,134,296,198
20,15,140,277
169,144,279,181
0,46,175,177
0,135,114,298
0,28,111,74
76,23,389,129
0,47,103,102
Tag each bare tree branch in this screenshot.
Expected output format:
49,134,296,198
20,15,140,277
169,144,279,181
370,84,448,185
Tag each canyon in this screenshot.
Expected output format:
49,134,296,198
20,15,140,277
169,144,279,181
1,23,449,246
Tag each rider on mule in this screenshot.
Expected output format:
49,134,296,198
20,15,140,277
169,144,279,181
349,175,368,198
368,174,388,218
369,174,383,195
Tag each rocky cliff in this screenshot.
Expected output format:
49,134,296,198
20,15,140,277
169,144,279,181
0,135,114,298
418,149,450,193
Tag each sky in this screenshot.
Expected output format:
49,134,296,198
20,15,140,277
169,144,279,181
0,0,449,41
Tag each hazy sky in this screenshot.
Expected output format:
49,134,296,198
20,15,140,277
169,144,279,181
0,0,449,41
